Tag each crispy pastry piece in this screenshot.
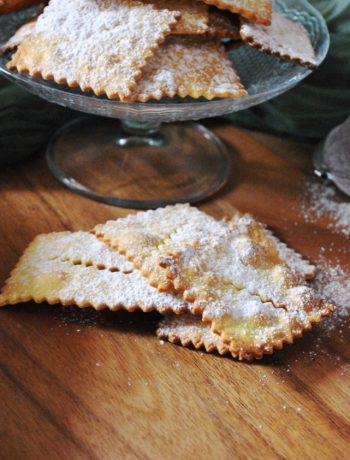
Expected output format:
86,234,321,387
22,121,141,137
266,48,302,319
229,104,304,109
7,0,179,100
206,9,240,39
145,0,209,35
200,0,272,26
157,219,328,363
0,17,36,53
227,211,316,279
207,288,332,361
159,230,334,360
28,231,135,272
0,232,192,314
94,204,316,296
160,225,331,312
93,204,333,359
93,204,217,290
157,314,232,356
156,307,302,362
128,36,247,101
240,12,318,69
0,0,41,14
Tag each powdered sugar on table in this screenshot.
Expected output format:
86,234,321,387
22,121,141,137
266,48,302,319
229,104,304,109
301,181,350,236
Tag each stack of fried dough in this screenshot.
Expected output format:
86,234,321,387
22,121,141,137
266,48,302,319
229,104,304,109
2,0,318,101
0,205,335,361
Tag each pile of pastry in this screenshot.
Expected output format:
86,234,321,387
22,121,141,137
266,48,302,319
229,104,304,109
2,0,317,101
0,205,334,361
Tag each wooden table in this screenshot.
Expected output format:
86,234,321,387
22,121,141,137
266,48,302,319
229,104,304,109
1,122,349,460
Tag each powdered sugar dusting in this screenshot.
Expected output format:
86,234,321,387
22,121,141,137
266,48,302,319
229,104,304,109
96,204,228,292
301,181,350,236
0,232,191,314
314,261,350,318
96,204,328,329
9,0,179,99
37,231,134,272
229,213,316,279
130,36,247,102
241,11,317,68
146,0,209,35
168,224,318,311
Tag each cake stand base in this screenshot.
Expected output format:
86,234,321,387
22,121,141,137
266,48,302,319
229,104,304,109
46,117,231,209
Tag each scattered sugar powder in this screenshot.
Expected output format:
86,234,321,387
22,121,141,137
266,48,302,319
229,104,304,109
313,261,350,318
282,259,350,367
301,181,350,236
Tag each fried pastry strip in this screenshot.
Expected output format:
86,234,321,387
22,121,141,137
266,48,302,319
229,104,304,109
145,0,209,35
156,308,301,362
129,36,247,101
200,0,272,26
157,314,232,356
94,205,333,360
240,12,318,69
7,0,179,100
0,232,192,314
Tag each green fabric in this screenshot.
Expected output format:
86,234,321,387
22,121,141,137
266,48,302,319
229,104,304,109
226,0,350,140
0,0,349,164
0,77,76,164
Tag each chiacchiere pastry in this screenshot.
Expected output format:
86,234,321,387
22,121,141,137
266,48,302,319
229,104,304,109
157,210,333,358
93,204,316,293
94,205,334,361
240,11,318,69
93,204,217,291
157,313,233,356
0,231,193,314
7,0,180,100
2,0,318,102
0,205,334,361
157,311,292,361
200,0,272,26
145,0,209,35
128,36,247,102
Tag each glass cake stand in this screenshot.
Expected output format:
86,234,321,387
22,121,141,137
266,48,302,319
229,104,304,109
0,0,329,209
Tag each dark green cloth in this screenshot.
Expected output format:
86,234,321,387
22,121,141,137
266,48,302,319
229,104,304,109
0,0,349,164
0,77,76,164
226,0,350,140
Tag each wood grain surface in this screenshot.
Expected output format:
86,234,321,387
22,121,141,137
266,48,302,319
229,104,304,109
0,121,349,460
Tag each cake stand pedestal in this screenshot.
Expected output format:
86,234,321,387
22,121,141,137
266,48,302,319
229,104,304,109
46,117,231,208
